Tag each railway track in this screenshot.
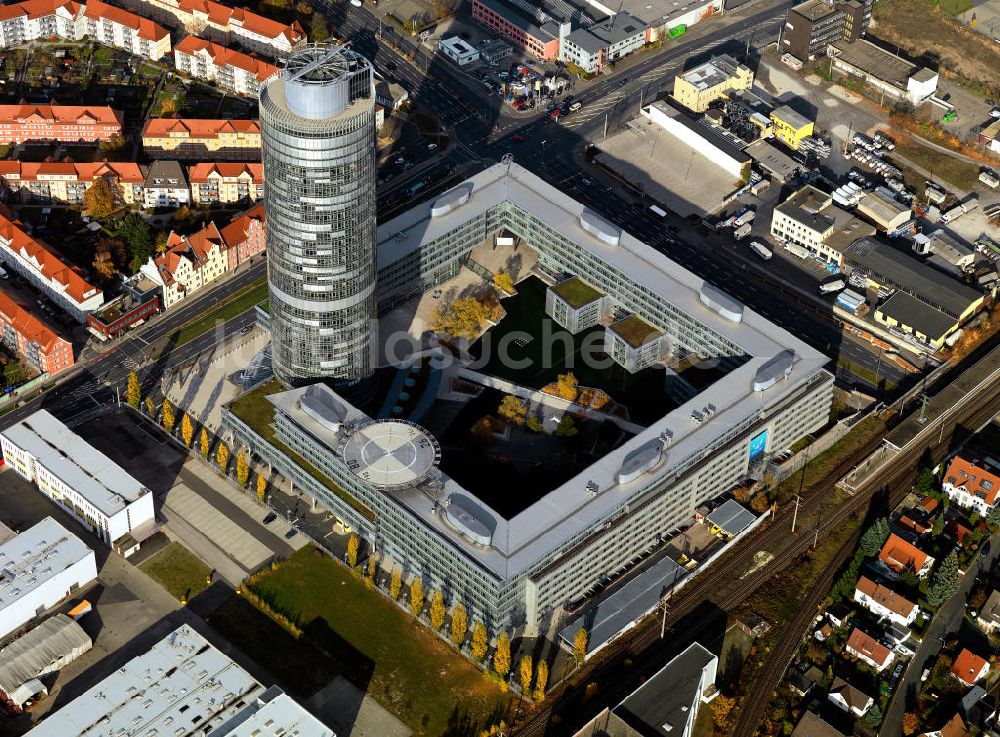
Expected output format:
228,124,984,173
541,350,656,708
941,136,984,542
729,371,1000,737
515,350,1000,737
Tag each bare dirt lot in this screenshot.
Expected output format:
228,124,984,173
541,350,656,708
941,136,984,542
872,0,1000,96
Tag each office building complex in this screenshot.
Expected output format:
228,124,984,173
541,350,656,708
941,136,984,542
224,161,834,632
0,410,155,556
0,518,97,641
781,0,872,61
26,625,333,736
259,44,377,388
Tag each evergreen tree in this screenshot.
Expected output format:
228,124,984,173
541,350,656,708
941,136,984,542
927,552,960,607
864,703,883,728
859,517,889,557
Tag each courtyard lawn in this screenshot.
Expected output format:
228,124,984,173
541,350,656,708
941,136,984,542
139,542,211,602
246,546,509,736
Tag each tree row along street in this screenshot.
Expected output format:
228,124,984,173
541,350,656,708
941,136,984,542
514,338,1000,736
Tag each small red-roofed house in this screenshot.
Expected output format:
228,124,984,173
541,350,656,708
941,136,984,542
845,627,895,672
942,456,1000,517
950,649,989,687
879,533,935,578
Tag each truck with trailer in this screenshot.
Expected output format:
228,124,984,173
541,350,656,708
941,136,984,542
749,241,772,260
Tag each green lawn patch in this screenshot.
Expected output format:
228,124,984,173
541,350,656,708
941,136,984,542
139,542,211,602
892,137,980,190
163,278,268,349
246,546,509,735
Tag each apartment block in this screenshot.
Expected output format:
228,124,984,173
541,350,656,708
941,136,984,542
187,161,263,205
140,222,228,307
0,208,103,322
115,0,304,57
0,161,144,206
0,0,80,49
80,0,171,61
142,118,260,159
218,202,265,270
0,290,74,374
782,0,872,62
143,159,189,208
0,104,122,145
673,54,753,113
174,35,277,97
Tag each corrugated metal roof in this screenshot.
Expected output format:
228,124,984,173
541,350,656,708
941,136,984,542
0,615,91,697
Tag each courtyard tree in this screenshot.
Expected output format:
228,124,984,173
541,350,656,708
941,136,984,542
200,428,210,459
572,627,588,664
126,370,141,409
493,272,514,293
450,602,468,648
556,415,578,437
493,632,511,685
162,398,176,433
471,621,488,661
216,443,230,474
430,296,493,339
236,450,250,487
519,655,533,696
555,372,579,401
409,576,424,616
390,567,402,599
347,534,359,568
429,589,446,630
256,473,267,502
471,417,497,448
310,13,330,42
100,133,126,154
83,177,117,219
181,413,194,447
526,414,543,432
750,492,770,513
145,396,156,417
533,660,549,702
117,213,154,273
92,248,118,284
498,395,527,426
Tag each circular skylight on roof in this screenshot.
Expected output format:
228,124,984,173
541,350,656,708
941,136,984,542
340,420,440,491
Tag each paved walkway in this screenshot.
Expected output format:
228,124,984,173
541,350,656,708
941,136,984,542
306,676,412,737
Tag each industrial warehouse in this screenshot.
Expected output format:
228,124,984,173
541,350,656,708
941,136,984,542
224,160,834,634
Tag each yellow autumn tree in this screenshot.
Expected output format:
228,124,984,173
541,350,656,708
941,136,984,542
498,395,527,425
430,589,446,630
471,621,488,661
236,450,249,487
181,414,194,447
493,272,514,293
390,568,402,599
255,473,267,502
409,577,424,616
493,632,511,686
519,655,533,696
573,627,588,664
450,602,468,648
145,396,156,417
533,660,549,702
216,443,229,473
347,535,359,568
430,296,492,339
365,554,376,588
712,695,736,731
199,428,210,458
162,399,175,433
126,370,141,409
555,372,579,401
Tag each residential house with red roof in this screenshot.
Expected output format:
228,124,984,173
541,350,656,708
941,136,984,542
174,36,277,97
0,0,80,49
79,0,171,60
114,0,303,57
853,576,918,626
919,713,969,737
942,456,1000,516
0,160,145,205
0,104,122,144
0,210,103,322
879,532,935,578
140,222,227,307
219,202,264,271
187,162,263,205
950,649,990,687
0,290,73,373
845,627,895,672
142,118,260,160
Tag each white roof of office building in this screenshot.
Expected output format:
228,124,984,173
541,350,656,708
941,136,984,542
0,518,94,618
26,625,266,737
0,614,91,697
310,162,832,581
211,686,335,737
2,410,150,518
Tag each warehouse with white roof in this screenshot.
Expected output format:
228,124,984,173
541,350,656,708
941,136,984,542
0,410,155,556
0,517,96,641
26,624,334,737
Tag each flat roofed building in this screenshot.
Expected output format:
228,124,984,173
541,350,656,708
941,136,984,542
706,499,756,538
875,291,962,350
142,118,261,160
770,185,874,264
25,624,333,736
0,614,91,709
438,35,480,65
0,290,74,374
642,100,751,179
979,590,1000,634
0,208,103,322
0,104,123,145
782,0,871,61
855,188,912,233
225,161,834,632
0,410,155,555
470,0,561,61
0,518,97,641
606,313,664,372
769,104,814,150
546,276,608,334
829,39,938,104
673,54,753,112
926,229,975,269
844,237,984,322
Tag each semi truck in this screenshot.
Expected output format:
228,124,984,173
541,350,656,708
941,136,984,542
749,241,772,260
819,278,846,294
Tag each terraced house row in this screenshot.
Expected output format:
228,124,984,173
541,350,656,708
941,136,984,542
0,0,170,61
174,35,278,97
0,160,263,207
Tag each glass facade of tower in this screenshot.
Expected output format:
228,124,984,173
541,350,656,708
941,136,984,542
259,45,377,387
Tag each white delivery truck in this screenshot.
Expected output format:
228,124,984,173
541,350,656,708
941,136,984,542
733,222,752,241
732,208,755,228
749,241,772,260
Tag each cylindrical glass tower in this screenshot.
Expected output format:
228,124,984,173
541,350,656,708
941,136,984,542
259,44,377,388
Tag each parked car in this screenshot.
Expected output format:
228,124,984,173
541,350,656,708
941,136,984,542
263,512,277,525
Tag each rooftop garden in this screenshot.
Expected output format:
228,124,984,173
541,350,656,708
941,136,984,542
609,313,663,349
550,275,603,309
